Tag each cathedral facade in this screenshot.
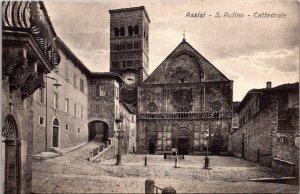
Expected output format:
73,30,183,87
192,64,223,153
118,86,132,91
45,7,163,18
108,6,233,155
136,40,233,154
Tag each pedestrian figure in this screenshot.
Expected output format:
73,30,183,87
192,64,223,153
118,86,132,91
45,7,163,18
204,155,210,169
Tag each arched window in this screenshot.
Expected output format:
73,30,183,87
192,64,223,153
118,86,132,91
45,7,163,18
134,25,139,35
53,118,59,126
114,27,119,37
128,26,133,36
120,27,125,36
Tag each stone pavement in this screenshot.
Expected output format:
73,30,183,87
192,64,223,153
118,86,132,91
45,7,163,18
32,145,300,193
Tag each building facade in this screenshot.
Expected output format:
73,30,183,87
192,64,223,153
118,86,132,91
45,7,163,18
120,102,137,153
32,38,89,154
231,82,299,176
87,72,124,142
137,39,233,154
109,6,150,108
87,73,137,153
2,2,60,193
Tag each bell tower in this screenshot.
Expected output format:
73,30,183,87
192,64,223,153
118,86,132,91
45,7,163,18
109,6,150,108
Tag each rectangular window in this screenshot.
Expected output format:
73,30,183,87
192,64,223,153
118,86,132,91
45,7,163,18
81,106,84,119
65,65,69,80
53,93,58,109
65,98,69,113
38,88,45,103
74,103,77,117
99,85,106,96
80,79,84,92
39,116,45,127
74,73,77,87
78,128,80,133
65,123,69,131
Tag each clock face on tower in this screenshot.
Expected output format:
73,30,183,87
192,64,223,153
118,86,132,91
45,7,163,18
123,73,137,86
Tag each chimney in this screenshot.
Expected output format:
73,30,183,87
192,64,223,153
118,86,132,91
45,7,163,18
266,81,272,89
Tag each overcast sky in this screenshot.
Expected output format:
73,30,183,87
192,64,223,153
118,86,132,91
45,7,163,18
45,0,299,101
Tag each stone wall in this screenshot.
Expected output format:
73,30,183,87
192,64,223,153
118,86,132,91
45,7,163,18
231,101,278,167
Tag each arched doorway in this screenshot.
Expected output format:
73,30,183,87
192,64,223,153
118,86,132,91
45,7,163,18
2,115,20,194
52,118,60,147
88,121,109,142
148,137,156,154
176,130,191,155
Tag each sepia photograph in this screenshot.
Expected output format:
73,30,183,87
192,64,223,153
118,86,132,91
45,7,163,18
1,0,299,193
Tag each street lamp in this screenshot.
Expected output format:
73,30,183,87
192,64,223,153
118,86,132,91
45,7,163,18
115,115,124,165
204,127,211,169
45,75,62,151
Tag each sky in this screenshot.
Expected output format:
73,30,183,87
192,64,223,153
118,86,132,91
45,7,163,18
45,0,299,101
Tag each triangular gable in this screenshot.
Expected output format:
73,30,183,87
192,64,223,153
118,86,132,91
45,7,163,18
142,39,229,85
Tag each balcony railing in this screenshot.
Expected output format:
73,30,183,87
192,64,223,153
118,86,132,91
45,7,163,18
2,1,60,67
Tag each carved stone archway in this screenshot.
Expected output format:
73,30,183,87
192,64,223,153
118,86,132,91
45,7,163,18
2,115,20,194
174,128,192,155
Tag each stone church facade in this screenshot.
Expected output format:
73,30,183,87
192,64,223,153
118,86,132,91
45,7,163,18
136,39,233,154
107,6,233,155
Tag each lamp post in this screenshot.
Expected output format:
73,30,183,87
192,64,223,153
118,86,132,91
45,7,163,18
45,75,61,151
204,127,210,169
115,115,124,165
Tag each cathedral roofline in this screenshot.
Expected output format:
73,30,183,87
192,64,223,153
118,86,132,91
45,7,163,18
109,6,151,23
142,39,231,85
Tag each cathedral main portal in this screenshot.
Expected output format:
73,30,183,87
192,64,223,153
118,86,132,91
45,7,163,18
175,129,191,155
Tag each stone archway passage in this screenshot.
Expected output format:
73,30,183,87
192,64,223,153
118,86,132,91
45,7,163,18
88,121,109,142
2,115,20,194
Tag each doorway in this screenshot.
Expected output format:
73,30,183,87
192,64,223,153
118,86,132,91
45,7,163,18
149,142,155,154
2,115,20,194
52,118,59,147
176,130,191,155
178,138,189,154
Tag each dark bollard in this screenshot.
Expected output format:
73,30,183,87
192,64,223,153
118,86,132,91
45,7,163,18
145,156,148,166
164,153,166,159
174,156,178,168
145,179,154,194
162,186,176,194
204,156,209,169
